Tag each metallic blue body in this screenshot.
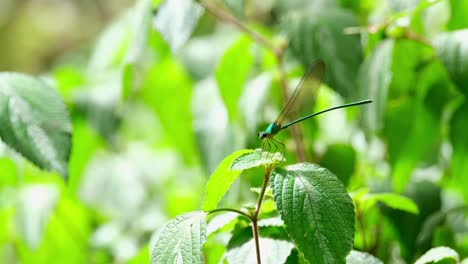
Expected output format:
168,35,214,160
265,123,281,136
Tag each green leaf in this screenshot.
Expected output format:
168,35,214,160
320,143,356,186
450,101,468,200
141,58,197,165
284,5,362,99
362,193,419,214
202,149,253,211
122,0,153,102
358,39,394,132
434,30,468,94
346,250,383,264
230,149,284,171
153,0,204,53
271,163,355,264
17,184,60,249
151,211,207,264
447,0,468,30
215,36,254,121
384,180,441,261
226,238,294,264
415,247,459,264
0,73,72,177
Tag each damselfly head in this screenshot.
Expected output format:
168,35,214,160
258,131,267,140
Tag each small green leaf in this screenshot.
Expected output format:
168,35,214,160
415,246,459,264
230,149,284,171
226,238,294,264
434,30,468,94
153,0,204,52
202,149,253,211
271,163,355,264
0,73,72,177
363,193,419,214
151,211,207,264
346,250,383,264
216,36,254,121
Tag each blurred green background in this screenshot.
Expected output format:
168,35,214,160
0,0,468,263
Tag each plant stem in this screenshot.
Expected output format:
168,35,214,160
357,209,368,251
208,208,254,221
195,0,277,52
251,166,274,264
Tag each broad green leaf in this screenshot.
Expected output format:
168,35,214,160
447,0,468,30
271,163,355,264
230,149,284,171
151,212,207,264
358,39,393,132
320,143,356,186
202,149,253,211
346,250,383,264
215,36,254,121
153,0,203,53
226,238,294,264
434,30,468,94
283,5,362,99
450,102,468,201
362,193,419,214
0,73,72,177
415,247,459,264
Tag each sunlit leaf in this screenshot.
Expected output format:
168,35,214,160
226,238,294,264
141,58,197,164
151,211,207,264
414,246,459,264
17,184,59,249
230,149,283,171
153,0,204,53
202,149,253,211
346,250,383,264
271,163,355,264
362,193,419,214
215,36,254,121
0,73,72,177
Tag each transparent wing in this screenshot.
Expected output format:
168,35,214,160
275,59,325,125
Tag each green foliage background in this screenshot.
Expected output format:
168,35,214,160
0,0,468,263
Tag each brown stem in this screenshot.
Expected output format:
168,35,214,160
251,166,274,264
357,210,368,251
208,207,254,221
195,0,278,52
